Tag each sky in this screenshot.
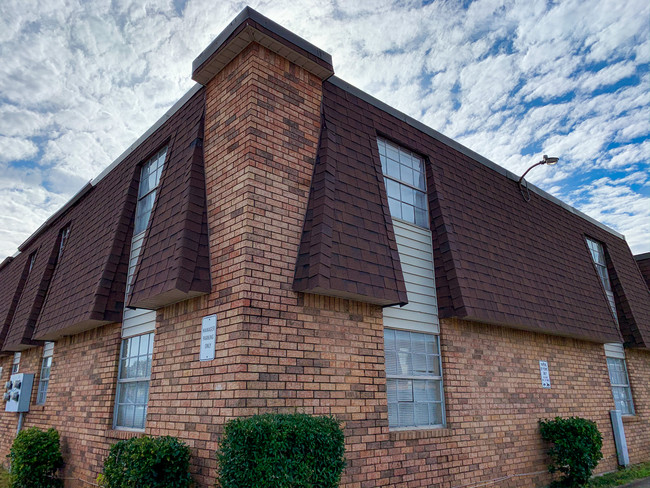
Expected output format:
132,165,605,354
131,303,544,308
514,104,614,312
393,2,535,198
0,0,648,261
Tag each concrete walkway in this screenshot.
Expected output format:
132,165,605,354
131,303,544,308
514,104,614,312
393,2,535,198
619,478,650,488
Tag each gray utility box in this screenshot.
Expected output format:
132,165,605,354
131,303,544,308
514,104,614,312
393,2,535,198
3,373,34,413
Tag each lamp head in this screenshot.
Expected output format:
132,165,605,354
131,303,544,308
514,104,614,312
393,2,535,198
543,155,559,165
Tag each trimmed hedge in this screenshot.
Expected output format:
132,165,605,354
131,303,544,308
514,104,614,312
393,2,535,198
101,436,192,488
217,413,346,488
539,416,603,487
9,427,63,488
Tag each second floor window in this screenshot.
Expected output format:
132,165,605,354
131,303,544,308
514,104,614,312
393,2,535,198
134,147,167,235
377,138,429,228
586,238,617,322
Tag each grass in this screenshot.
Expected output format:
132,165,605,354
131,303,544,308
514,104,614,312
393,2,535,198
589,461,650,487
0,465,11,488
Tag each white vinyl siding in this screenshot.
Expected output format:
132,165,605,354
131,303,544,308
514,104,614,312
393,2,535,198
605,343,634,416
383,219,439,334
122,308,157,339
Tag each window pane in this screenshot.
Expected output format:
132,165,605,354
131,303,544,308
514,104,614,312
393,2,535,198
139,336,149,356
388,198,401,219
134,406,146,429
401,186,415,205
386,142,400,162
386,379,397,403
401,203,414,223
387,158,400,179
400,166,414,187
397,380,413,402
386,179,400,200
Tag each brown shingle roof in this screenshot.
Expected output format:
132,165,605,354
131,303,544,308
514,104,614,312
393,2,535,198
307,79,650,346
293,109,408,306
1,88,210,349
635,254,650,291
0,254,30,353
4,228,61,350
128,99,211,309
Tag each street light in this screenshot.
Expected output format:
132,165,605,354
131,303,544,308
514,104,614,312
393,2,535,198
518,155,559,202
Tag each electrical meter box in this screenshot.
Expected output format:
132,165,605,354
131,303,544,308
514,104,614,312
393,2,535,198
3,373,34,413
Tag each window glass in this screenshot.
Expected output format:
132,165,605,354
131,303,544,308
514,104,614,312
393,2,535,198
586,238,618,322
57,226,71,261
377,138,428,229
36,356,52,405
384,329,444,428
606,357,634,415
114,332,154,430
12,352,20,374
133,147,167,236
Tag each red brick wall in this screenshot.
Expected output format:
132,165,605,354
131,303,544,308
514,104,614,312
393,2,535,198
0,324,122,486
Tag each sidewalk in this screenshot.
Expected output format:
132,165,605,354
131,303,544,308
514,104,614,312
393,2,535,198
620,478,650,488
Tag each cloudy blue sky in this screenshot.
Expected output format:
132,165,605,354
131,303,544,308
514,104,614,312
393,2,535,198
0,0,648,260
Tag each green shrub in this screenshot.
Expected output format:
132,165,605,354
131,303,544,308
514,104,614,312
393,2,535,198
539,416,603,487
8,427,63,488
216,413,346,488
102,436,192,488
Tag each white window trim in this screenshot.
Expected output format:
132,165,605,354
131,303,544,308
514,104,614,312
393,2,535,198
113,332,154,431
385,327,446,430
586,237,618,323
604,344,635,416
12,352,20,374
36,342,54,405
378,137,430,229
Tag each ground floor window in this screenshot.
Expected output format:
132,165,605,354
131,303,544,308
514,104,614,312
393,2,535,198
384,328,445,428
114,332,154,430
36,342,54,405
12,352,20,374
606,357,634,415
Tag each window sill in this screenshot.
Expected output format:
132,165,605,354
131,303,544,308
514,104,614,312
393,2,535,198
389,427,452,441
622,415,640,424
105,429,145,440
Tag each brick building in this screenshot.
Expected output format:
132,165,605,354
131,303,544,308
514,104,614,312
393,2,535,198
1,8,649,488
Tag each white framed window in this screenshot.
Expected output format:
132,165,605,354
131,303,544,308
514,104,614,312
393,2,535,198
36,342,54,405
586,238,617,322
57,226,71,261
377,138,429,228
384,329,444,429
605,344,634,416
28,252,37,273
134,147,167,236
114,332,154,430
113,147,166,431
12,352,20,374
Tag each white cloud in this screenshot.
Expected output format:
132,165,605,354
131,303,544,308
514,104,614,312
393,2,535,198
0,0,648,259
0,137,39,163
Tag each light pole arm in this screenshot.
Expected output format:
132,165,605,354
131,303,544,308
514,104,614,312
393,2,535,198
518,160,545,185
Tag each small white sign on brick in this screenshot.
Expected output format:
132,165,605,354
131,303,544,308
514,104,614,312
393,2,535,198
539,360,551,388
200,314,217,361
